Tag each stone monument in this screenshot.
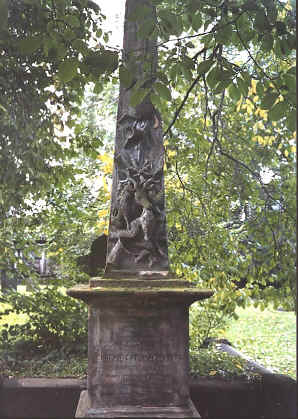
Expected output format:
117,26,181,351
67,1,213,417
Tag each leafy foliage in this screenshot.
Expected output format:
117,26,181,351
0,0,116,277
122,0,297,133
190,347,262,381
0,285,87,349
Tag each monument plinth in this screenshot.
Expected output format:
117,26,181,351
67,0,213,417
68,280,212,418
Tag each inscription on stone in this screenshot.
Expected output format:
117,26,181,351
98,352,184,362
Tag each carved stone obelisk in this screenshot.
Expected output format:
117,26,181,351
105,0,169,276
67,1,213,417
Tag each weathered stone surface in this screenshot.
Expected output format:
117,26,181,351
77,234,107,276
1,375,296,419
0,378,85,419
67,281,213,305
89,277,191,289
105,0,169,276
76,393,199,418
67,279,213,418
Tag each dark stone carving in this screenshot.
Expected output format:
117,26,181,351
106,138,168,273
77,235,107,277
104,0,169,277
105,102,168,274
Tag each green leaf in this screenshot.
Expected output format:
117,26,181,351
17,35,43,55
159,10,180,35
129,88,150,107
62,29,76,41
261,33,274,52
206,67,221,89
56,43,67,59
256,81,264,97
261,92,279,110
286,109,296,132
221,70,234,81
286,66,296,76
275,21,287,35
216,24,233,43
72,40,88,55
202,34,213,47
119,65,134,88
0,0,8,31
197,59,214,75
268,101,287,121
228,83,241,101
57,59,79,83
85,50,118,75
150,92,162,108
181,64,193,81
236,77,249,97
214,79,231,94
284,74,296,91
154,82,171,101
137,18,155,39
255,11,269,31
99,50,118,73
65,15,81,28
191,12,202,31
93,82,103,94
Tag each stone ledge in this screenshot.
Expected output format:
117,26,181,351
0,373,296,419
89,278,192,289
67,284,213,304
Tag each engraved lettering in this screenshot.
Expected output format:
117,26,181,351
97,351,184,362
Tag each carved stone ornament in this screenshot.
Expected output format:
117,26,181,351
104,0,169,276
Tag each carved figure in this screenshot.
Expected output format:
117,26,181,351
106,97,168,272
107,206,166,268
106,124,169,273
112,180,135,230
135,101,160,128
118,100,160,129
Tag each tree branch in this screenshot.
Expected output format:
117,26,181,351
163,72,203,138
163,46,220,138
205,90,225,178
174,158,208,218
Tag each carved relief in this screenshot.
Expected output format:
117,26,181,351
105,102,169,274
104,0,169,276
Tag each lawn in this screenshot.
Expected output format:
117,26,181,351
219,304,296,379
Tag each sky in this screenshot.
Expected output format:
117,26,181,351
95,0,125,48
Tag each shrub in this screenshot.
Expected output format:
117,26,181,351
0,286,88,351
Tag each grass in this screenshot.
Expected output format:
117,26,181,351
0,347,88,378
218,304,296,379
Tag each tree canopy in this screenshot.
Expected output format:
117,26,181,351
0,0,296,321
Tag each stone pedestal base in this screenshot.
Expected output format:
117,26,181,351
76,390,199,418
67,278,213,419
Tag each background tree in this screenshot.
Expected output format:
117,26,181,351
0,0,116,279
